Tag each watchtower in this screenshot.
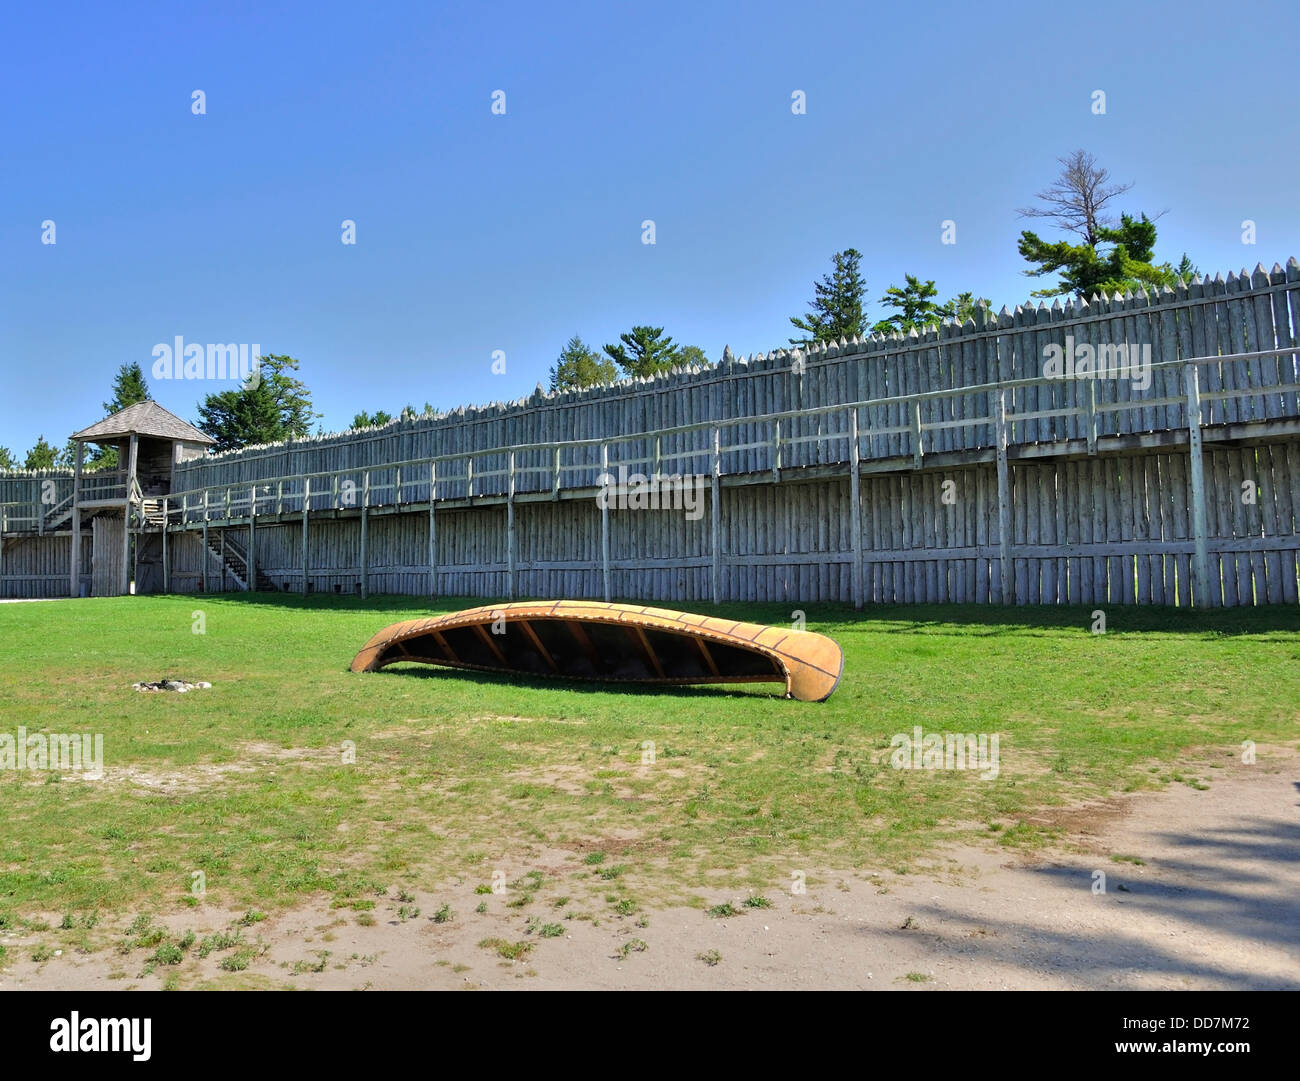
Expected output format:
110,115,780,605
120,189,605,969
69,401,214,595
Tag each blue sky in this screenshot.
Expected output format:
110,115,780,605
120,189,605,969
2,0,1297,457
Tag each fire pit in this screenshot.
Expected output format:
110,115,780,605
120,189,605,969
132,679,212,693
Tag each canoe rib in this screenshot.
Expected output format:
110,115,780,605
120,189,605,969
349,601,844,702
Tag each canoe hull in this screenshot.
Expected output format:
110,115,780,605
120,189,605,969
350,601,844,702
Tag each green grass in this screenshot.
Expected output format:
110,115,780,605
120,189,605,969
0,593,1296,931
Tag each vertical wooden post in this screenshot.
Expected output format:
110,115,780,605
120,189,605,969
506,449,516,600
711,427,721,605
600,443,611,601
1086,379,1098,456
121,433,138,596
653,435,661,476
162,498,170,593
70,441,83,597
551,447,561,499
202,490,210,594
395,466,402,505
247,484,256,592
360,470,370,599
276,480,283,516
1186,363,1211,606
1,506,7,597
221,529,227,592
910,400,923,469
849,410,863,609
301,477,310,594
466,455,474,500
428,460,438,598
994,388,1013,604
772,418,782,482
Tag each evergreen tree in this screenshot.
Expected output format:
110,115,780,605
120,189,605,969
872,275,947,334
789,249,866,345
352,410,394,428
24,436,58,469
0,447,15,470
676,345,709,368
603,326,680,379
1019,213,1185,298
196,355,318,452
872,278,991,334
550,335,616,390
1017,151,1195,298
103,362,150,415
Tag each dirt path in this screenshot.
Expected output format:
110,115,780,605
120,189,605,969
5,748,1297,990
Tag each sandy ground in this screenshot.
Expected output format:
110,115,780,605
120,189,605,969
4,747,1296,991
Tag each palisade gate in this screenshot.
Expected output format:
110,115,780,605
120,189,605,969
2,261,1299,607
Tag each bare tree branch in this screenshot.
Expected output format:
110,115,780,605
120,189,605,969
1015,149,1133,247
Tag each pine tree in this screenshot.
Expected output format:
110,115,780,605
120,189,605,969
196,355,318,452
103,362,150,415
24,436,58,469
550,335,616,390
789,249,866,345
872,275,946,334
1017,151,1194,298
603,327,680,379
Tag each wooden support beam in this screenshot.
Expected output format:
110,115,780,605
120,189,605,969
507,449,516,600
625,624,665,678
247,483,255,592
161,499,170,593
1186,363,1212,606
70,441,83,598
1086,380,1098,456
428,461,437,599
693,635,720,676
360,470,369,599
600,442,611,602
121,433,138,596
993,388,1013,604
566,620,604,671
910,400,923,469
471,621,508,665
431,629,459,664
849,409,863,609
711,427,721,605
518,620,559,673
301,477,310,594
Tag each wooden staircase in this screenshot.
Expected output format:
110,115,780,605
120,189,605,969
202,530,274,591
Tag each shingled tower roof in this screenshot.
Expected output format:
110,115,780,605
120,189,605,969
71,401,215,445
